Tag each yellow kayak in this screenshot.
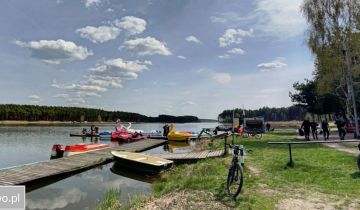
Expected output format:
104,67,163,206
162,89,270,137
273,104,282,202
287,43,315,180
167,124,192,141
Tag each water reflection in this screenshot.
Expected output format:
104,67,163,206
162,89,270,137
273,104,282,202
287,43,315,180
110,162,160,184
26,188,87,210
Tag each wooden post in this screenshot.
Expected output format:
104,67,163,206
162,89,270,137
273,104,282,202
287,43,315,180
287,143,294,167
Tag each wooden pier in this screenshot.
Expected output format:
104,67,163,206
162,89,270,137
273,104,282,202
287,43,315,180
0,139,167,186
151,150,224,162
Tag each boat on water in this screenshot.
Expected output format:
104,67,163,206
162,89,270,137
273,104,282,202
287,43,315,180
50,143,109,158
99,131,112,138
111,151,173,174
69,133,100,137
167,124,192,141
111,130,147,142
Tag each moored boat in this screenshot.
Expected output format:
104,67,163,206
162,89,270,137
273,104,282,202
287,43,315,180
167,124,192,141
50,143,109,158
64,143,110,156
99,131,112,138
111,151,173,174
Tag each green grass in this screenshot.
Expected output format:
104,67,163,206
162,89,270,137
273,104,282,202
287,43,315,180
96,189,121,210
100,130,360,209
151,130,360,209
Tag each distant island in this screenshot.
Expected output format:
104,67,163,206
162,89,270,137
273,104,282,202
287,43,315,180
0,104,205,123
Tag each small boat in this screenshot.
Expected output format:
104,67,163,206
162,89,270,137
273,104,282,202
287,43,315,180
167,124,192,141
141,130,162,136
50,143,109,158
111,151,173,174
99,131,112,138
64,143,109,156
69,133,100,137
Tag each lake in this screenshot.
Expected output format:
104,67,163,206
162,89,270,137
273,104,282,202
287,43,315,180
0,122,218,210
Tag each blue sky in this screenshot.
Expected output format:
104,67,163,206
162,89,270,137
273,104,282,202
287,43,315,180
0,0,314,119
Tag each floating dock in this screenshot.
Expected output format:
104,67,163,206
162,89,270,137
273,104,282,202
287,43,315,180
0,139,167,186
151,150,224,162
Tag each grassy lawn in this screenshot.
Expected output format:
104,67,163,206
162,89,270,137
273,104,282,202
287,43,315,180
98,130,360,209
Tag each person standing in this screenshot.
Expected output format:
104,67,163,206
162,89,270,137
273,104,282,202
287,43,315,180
321,119,330,140
310,120,318,140
301,118,311,141
163,124,169,137
266,123,271,132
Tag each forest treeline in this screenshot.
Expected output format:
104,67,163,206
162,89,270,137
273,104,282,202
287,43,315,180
0,104,199,123
218,106,306,122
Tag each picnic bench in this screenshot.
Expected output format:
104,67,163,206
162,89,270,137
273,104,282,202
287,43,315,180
268,140,360,167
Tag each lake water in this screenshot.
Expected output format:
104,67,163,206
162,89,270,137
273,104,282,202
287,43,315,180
0,122,218,210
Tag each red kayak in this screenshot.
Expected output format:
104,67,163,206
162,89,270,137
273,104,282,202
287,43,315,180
50,143,109,158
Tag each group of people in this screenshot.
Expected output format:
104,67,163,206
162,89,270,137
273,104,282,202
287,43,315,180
300,119,330,140
301,116,349,141
81,125,99,135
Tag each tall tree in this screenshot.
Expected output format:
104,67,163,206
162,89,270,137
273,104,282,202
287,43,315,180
302,0,360,135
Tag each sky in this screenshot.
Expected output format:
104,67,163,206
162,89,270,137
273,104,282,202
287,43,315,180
0,0,314,119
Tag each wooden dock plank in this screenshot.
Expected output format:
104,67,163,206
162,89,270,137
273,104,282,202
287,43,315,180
0,139,167,185
150,150,223,161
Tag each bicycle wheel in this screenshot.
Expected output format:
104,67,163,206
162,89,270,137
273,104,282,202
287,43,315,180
255,133,262,139
226,163,244,198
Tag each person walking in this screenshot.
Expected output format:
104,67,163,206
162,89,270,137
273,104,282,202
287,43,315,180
335,117,346,140
310,120,318,140
301,118,311,141
321,119,330,140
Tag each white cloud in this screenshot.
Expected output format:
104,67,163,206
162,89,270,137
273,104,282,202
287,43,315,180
76,26,120,43
91,58,152,75
123,37,172,56
28,95,41,103
212,73,232,84
254,0,305,38
257,58,287,70
106,8,114,12
14,39,93,64
185,35,201,44
219,28,253,47
228,48,245,55
218,54,230,59
219,48,245,59
85,0,102,8
114,16,146,35
177,55,186,59
211,0,305,39
53,57,152,105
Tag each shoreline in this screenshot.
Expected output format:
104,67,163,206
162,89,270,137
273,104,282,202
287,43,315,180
0,120,214,126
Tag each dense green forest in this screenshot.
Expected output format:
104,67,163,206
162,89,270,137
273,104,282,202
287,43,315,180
218,106,306,122
0,104,199,123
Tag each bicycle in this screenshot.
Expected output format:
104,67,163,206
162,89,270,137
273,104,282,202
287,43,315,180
226,143,244,198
